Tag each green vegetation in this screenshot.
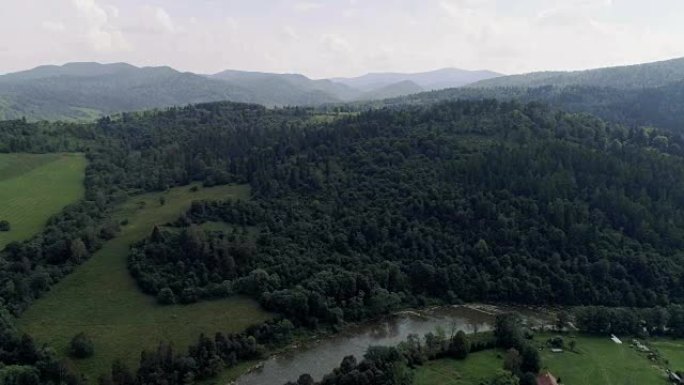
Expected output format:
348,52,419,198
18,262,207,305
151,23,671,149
18,184,271,380
7,97,684,384
0,153,86,249
413,350,503,385
413,334,673,385
69,332,95,359
651,340,684,370
536,334,665,385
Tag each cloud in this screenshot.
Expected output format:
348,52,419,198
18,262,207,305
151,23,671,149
41,21,66,32
320,34,352,54
124,5,176,34
1,0,684,78
71,0,129,52
281,26,300,41
294,2,322,12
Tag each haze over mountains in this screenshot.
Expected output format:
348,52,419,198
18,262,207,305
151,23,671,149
0,63,501,121
470,57,684,89
382,56,684,132
4,57,684,123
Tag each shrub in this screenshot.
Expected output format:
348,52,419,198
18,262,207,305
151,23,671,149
70,332,94,358
157,287,176,305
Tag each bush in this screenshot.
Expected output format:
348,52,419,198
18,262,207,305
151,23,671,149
157,287,176,305
0,220,10,232
69,332,94,358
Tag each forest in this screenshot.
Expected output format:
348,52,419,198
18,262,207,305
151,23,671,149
4,99,684,382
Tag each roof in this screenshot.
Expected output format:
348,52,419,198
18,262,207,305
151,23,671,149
537,372,559,385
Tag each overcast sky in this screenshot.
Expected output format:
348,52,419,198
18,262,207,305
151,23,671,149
1,0,684,78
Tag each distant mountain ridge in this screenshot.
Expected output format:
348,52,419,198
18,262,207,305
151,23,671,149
0,63,502,121
332,68,502,91
471,57,684,89
377,56,684,132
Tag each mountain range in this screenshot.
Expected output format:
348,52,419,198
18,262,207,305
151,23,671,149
0,63,501,121
380,56,684,132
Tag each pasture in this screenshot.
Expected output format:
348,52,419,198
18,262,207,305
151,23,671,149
414,350,502,385
0,153,86,249
537,334,666,385
19,184,271,381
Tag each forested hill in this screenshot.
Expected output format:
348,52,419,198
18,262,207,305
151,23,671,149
471,56,684,89
374,81,684,132
5,99,684,382
369,57,684,132
90,100,684,324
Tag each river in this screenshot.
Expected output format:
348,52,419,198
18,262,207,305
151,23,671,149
235,304,545,385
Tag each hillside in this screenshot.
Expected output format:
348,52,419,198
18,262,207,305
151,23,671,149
472,56,684,89
0,63,256,121
210,70,356,105
380,80,684,131
5,100,684,383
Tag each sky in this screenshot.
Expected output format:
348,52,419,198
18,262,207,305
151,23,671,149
1,0,684,78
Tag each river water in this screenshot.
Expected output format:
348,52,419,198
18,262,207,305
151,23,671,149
235,305,536,385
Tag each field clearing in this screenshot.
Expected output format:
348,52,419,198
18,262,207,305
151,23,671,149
651,339,684,370
413,350,502,385
0,153,86,249
537,334,666,385
19,184,271,381
414,333,677,385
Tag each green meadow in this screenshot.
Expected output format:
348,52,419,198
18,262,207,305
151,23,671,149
415,333,676,385
537,334,665,385
0,153,86,249
414,350,503,385
19,184,271,381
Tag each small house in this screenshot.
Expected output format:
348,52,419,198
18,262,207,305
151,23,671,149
537,372,559,385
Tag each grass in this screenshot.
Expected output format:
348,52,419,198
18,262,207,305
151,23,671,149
0,153,86,249
413,350,503,385
651,339,684,370
536,333,666,385
415,333,674,385
19,184,271,382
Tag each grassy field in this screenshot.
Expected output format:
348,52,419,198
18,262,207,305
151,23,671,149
537,334,666,385
652,339,684,370
19,184,271,381
414,333,675,385
414,350,502,385
0,153,86,249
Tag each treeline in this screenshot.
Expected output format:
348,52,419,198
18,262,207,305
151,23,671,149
0,118,98,153
99,319,293,385
382,81,684,132
0,309,84,384
286,313,537,385
574,305,684,337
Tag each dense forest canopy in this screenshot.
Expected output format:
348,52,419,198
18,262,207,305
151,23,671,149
113,100,684,325
5,98,684,383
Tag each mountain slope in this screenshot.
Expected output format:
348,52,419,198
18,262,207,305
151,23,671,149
0,63,503,121
0,63,256,121
210,70,357,104
333,68,502,91
472,57,684,89
355,80,424,100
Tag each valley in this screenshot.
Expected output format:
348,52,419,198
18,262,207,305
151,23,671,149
3,15,684,383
